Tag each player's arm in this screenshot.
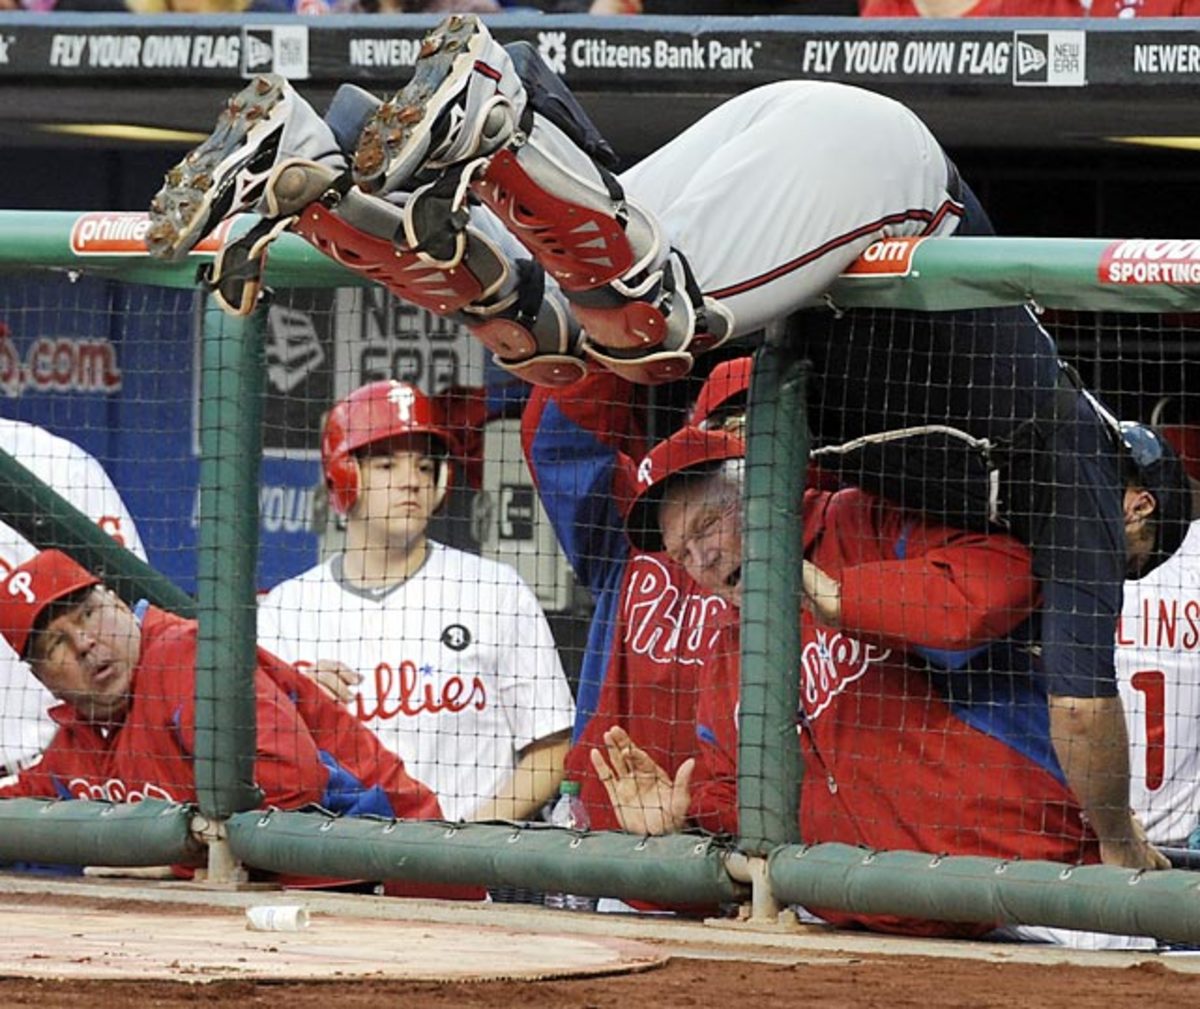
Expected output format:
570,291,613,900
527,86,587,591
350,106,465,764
521,371,650,595
0,752,60,799
1049,695,1169,870
471,730,570,822
589,632,741,837
1040,575,1169,871
809,517,1037,649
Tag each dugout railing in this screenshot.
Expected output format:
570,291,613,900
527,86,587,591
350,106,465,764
1,210,1199,942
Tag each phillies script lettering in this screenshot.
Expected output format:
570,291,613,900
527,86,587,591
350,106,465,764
801,629,891,720
65,778,176,803
356,660,487,720
621,556,727,664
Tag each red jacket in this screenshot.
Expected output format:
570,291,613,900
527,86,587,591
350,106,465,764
523,372,734,828
1,607,442,823
691,488,1098,937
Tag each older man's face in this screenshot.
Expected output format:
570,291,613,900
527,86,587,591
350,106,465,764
30,587,141,724
659,478,744,607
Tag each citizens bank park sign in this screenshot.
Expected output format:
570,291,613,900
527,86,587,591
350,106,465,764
1,17,1200,89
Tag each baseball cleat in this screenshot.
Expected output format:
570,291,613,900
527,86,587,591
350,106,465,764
353,14,525,196
147,75,344,262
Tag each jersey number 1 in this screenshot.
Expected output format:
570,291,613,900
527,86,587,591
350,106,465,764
1130,669,1166,792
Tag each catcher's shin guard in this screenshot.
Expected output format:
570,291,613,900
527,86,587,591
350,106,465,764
465,120,734,363
199,159,351,317
290,188,509,316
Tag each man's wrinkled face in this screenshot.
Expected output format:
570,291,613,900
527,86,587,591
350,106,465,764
29,587,141,725
658,473,744,607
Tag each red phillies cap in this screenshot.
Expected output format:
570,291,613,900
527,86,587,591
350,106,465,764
0,550,100,659
624,427,745,553
689,356,753,428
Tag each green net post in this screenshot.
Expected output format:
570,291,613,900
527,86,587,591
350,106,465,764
737,332,807,857
193,298,266,828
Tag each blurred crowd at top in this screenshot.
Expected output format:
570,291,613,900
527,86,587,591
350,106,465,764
1,0,1195,20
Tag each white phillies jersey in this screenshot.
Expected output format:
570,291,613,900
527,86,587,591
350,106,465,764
1116,520,1200,847
0,418,146,772
257,542,574,821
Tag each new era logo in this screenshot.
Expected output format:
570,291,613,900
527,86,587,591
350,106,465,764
1015,39,1047,80
1013,31,1085,87
241,25,310,79
243,30,274,73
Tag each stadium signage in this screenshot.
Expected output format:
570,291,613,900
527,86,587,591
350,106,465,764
841,238,922,279
347,36,422,69
1132,43,1200,75
48,32,240,69
69,212,234,256
1099,240,1200,286
801,38,1009,77
535,32,758,75
0,19,1191,89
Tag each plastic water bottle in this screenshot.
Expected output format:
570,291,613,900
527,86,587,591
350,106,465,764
1187,819,1200,851
544,780,596,912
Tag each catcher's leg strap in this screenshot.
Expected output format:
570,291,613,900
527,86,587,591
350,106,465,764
466,259,588,388
576,249,734,383
200,214,296,317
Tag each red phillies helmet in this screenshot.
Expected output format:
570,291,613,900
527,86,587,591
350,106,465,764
690,356,753,429
624,426,746,553
322,380,454,517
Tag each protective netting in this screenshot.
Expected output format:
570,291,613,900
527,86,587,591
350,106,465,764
2,266,1199,941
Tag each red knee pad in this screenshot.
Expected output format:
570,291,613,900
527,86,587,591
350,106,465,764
469,316,540,360
581,340,693,386
571,300,668,352
497,353,590,388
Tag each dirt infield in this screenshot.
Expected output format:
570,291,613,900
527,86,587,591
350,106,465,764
0,956,1195,1009
0,879,1198,1009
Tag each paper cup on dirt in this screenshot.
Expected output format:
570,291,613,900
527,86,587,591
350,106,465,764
245,905,309,932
